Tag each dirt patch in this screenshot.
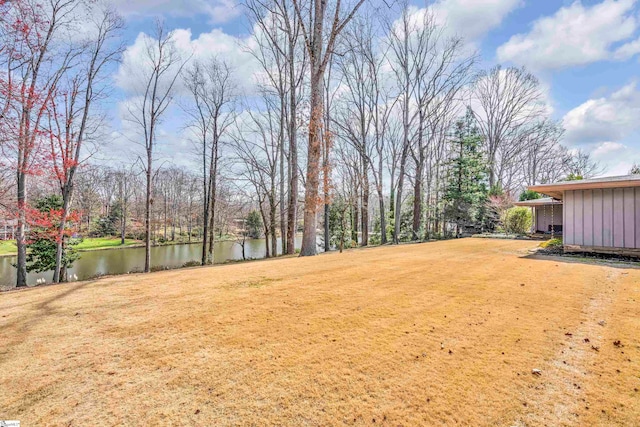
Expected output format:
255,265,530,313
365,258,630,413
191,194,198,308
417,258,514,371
0,238,638,426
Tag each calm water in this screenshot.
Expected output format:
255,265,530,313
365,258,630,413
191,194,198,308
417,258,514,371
0,236,310,289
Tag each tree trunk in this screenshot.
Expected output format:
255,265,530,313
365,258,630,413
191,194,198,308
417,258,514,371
394,147,408,244
270,194,277,257
16,171,27,288
121,202,127,245
378,195,386,245
201,152,210,265
351,200,359,244
286,36,298,255
412,158,423,241
144,152,152,273
280,97,288,254
300,71,323,256
53,185,72,283
324,203,330,251
163,195,168,241
361,157,369,246
207,149,218,264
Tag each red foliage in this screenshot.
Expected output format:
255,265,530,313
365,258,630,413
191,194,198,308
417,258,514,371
0,0,58,177
25,205,80,244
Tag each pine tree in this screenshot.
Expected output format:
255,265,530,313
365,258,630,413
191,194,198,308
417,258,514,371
443,108,488,237
246,210,263,239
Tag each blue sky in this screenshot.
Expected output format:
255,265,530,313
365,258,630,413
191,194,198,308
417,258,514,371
109,0,640,175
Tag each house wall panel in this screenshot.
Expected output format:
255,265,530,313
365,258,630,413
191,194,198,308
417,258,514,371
565,191,575,245
564,186,640,250
583,190,593,246
593,189,603,247
636,189,640,249
624,188,635,248
603,189,614,247
574,190,584,245
613,188,625,248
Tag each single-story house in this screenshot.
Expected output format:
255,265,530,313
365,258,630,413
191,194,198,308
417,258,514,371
514,197,563,234
516,174,640,257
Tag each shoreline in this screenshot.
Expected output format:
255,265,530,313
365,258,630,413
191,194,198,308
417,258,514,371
0,237,242,258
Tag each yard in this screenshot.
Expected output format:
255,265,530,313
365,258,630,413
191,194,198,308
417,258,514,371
0,238,638,426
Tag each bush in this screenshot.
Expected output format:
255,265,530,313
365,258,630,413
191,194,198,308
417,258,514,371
502,207,532,235
540,238,563,249
182,260,201,268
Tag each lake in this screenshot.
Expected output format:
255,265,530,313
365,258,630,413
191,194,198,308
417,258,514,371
0,236,312,289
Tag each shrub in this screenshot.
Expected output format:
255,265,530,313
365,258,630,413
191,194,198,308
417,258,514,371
540,238,563,249
182,260,201,268
502,207,532,235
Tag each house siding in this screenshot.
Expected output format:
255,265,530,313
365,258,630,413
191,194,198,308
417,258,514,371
564,187,640,250
534,204,563,233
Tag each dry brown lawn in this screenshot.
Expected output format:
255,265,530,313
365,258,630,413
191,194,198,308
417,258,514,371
1,238,639,426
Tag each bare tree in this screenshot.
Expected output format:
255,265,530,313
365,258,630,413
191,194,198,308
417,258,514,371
333,17,375,247
48,4,124,282
245,0,308,255
473,65,545,189
292,0,366,256
521,120,565,185
231,93,282,257
1,0,81,287
407,21,475,241
563,148,603,179
183,57,237,265
125,22,188,273
386,4,438,243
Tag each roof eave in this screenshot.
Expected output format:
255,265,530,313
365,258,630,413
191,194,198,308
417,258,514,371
529,179,640,200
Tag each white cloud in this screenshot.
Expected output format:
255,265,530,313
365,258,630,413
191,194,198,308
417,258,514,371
563,82,640,145
592,141,626,156
110,0,240,24
112,26,264,167
562,82,640,174
389,0,520,51
497,0,640,70
431,0,522,42
590,141,639,175
115,28,259,96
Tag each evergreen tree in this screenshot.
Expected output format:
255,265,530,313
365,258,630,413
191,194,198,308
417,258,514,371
95,202,123,237
25,195,81,278
519,190,541,201
443,108,488,236
328,197,351,251
246,210,263,239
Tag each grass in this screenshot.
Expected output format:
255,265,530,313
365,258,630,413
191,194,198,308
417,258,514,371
0,240,17,256
0,239,638,426
74,237,140,251
0,237,141,256
540,237,563,249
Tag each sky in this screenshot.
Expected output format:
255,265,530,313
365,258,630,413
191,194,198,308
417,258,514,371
108,0,640,176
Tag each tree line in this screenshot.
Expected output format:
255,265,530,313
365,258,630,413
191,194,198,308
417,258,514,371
1,0,603,288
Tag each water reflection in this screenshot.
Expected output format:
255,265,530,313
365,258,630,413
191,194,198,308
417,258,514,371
0,236,312,289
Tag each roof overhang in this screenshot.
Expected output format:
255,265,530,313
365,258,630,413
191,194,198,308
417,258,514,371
514,197,562,207
529,175,640,200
